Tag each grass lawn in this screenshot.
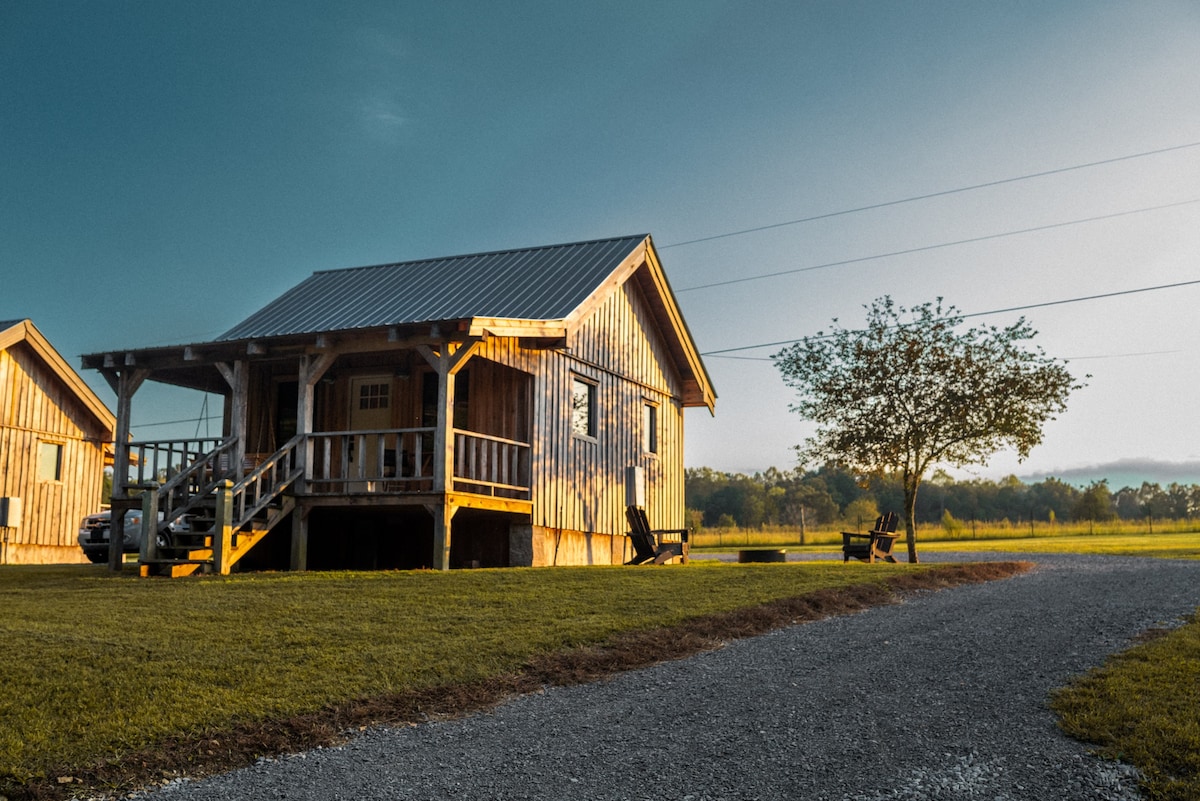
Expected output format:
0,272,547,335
2,559,989,799
2,534,1197,800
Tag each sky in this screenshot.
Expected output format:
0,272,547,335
3,1,1200,488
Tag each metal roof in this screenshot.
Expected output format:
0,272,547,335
219,234,650,341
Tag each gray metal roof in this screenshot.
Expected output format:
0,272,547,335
219,234,649,341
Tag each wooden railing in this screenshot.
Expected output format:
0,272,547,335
305,428,531,499
133,428,531,507
453,431,531,499
127,437,232,490
306,428,437,494
229,434,304,526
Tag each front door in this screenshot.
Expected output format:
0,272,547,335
348,376,392,489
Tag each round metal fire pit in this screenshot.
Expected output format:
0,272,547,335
737,548,787,563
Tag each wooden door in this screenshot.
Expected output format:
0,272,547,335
348,376,392,488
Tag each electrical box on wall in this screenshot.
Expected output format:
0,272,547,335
625,467,645,509
0,497,22,528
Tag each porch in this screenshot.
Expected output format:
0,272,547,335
121,427,531,576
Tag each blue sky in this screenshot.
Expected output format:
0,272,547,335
4,1,1200,486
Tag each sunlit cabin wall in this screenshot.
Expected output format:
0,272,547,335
479,277,686,564
0,341,107,563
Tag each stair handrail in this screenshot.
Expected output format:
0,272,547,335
228,434,306,530
155,437,240,530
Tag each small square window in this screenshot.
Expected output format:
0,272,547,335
38,441,63,481
643,403,658,454
571,377,596,438
358,382,390,410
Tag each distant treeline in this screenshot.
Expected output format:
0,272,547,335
685,465,1200,529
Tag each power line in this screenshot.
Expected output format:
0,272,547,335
676,198,1200,293
699,278,1200,357
662,140,1200,250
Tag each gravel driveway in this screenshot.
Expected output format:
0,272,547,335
137,553,1199,801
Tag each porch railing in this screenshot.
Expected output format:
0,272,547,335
130,428,532,503
453,431,531,499
305,428,531,499
306,428,437,494
126,437,232,490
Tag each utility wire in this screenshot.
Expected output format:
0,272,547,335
700,278,1200,357
662,140,1200,250
677,198,1200,293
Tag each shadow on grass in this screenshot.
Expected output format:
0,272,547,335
11,562,1029,801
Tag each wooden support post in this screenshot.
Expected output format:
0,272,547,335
138,483,159,565
425,501,457,571
417,339,480,495
213,479,234,575
215,361,248,478
106,367,148,572
290,506,309,571
288,353,333,573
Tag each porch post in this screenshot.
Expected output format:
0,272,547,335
215,361,248,478
291,352,334,571
290,506,309,571
425,501,457,571
418,338,480,571
104,367,148,573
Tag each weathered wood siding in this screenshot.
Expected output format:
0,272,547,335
0,341,108,562
480,274,687,544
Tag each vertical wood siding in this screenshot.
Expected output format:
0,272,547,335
478,275,688,539
0,343,108,557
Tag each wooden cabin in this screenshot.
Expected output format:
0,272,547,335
0,319,115,564
80,234,715,575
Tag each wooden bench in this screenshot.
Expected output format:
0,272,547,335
625,507,690,565
842,512,901,563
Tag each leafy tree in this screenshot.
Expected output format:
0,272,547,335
1074,480,1115,523
774,297,1083,562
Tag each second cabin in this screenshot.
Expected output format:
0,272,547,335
82,234,715,575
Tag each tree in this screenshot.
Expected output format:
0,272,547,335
773,296,1083,562
1074,480,1115,524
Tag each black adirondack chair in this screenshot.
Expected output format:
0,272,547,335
841,511,901,563
625,507,690,565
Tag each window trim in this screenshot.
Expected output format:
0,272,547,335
37,440,64,482
642,400,659,455
571,375,598,441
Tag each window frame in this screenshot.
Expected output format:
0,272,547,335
642,401,659,455
37,440,64,482
571,375,598,441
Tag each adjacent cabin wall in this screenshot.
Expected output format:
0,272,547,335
0,342,106,563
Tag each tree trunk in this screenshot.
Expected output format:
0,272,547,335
904,480,921,563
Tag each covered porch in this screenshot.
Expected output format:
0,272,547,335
89,329,536,575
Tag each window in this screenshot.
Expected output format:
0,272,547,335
38,441,63,481
643,402,658,454
571,377,596,438
358,382,390,410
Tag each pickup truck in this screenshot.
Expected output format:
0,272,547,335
77,509,193,563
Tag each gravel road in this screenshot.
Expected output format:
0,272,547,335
136,553,1199,800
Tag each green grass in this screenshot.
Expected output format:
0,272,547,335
0,561,917,786
1052,618,1200,800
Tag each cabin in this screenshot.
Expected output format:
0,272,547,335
80,234,715,576
0,319,115,564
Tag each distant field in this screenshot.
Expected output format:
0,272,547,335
692,522,1200,559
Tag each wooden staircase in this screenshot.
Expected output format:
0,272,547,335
137,436,304,577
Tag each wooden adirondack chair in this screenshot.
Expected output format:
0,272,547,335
841,511,901,563
625,506,690,565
